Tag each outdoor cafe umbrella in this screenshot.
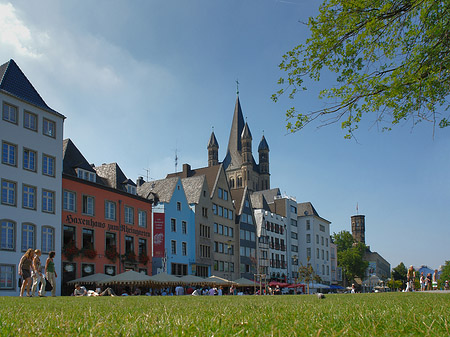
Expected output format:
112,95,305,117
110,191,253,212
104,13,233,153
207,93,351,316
67,273,112,285
98,270,152,286
179,274,206,286
204,275,236,286
148,272,181,285
233,277,256,287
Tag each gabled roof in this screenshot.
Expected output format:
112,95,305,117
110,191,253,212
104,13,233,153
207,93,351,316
0,59,63,118
230,187,246,216
94,163,131,192
138,177,179,203
250,192,271,212
181,175,207,204
167,164,222,197
62,138,97,177
253,188,281,204
297,202,320,217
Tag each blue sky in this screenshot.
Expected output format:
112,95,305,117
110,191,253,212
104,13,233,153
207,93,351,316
1,0,448,270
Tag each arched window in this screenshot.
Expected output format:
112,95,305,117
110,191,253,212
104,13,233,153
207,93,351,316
0,219,15,250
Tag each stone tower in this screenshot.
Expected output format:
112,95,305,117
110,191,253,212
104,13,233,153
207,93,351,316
207,131,219,167
258,135,270,190
241,122,252,183
351,214,365,244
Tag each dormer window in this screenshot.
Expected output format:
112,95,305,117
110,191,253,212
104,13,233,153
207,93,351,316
126,185,136,195
76,168,96,182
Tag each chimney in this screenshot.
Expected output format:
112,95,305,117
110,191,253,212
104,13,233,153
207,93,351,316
136,176,145,187
182,163,191,178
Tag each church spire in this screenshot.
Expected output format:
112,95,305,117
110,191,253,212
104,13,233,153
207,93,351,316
207,128,219,167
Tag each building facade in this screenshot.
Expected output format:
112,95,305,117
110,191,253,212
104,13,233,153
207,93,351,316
62,139,153,295
1,59,65,296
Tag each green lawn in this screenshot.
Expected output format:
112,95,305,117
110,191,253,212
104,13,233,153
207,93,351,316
0,293,449,336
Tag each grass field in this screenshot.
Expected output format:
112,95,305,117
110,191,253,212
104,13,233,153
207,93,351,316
0,292,449,336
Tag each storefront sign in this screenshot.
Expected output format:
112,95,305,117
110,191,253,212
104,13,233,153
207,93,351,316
153,213,165,257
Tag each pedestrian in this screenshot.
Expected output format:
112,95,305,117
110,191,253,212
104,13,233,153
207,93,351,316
406,265,415,292
351,283,356,293
45,251,57,296
426,273,432,290
18,248,35,297
31,249,46,297
432,269,438,290
445,280,449,291
420,272,425,291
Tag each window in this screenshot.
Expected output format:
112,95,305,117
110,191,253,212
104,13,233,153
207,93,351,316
218,224,223,235
182,242,187,256
306,234,311,243
306,220,311,230
105,232,116,250
125,236,134,254
82,195,94,215
1,180,16,206
0,265,14,290
2,102,17,124
316,248,320,258
316,235,319,244
23,148,37,171
138,238,147,256
104,265,116,276
224,226,228,236
291,219,297,227
202,207,208,217
307,247,311,258
229,227,234,238
200,224,210,238
63,226,75,247
218,206,223,217
290,205,297,214
171,218,176,232
218,188,223,199
138,210,147,228
82,263,95,277
24,111,37,131
223,190,228,201
212,204,217,215
326,238,329,247
321,236,324,246
22,185,36,210
245,199,249,207
291,232,298,240
42,226,54,253
124,206,134,224
171,263,187,276
62,190,75,212
320,224,325,232
2,141,16,166
224,208,228,219
200,244,210,258
105,201,116,220
176,202,181,211
182,221,187,234
229,210,233,220
42,190,55,213
43,118,56,138
171,240,176,254
127,185,136,195
0,220,15,250
82,229,94,249
326,251,329,261
214,223,218,233
76,168,96,182
42,154,55,177
21,223,35,251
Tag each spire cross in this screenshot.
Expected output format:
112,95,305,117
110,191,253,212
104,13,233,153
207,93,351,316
236,79,239,95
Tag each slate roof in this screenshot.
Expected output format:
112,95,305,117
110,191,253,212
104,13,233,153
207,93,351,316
230,187,246,215
167,164,222,197
250,192,271,211
0,59,63,118
297,202,320,217
181,175,206,204
62,138,97,177
252,188,281,204
138,177,179,203
258,135,269,151
94,163,134,192
222,96,245,171
241,122,252,140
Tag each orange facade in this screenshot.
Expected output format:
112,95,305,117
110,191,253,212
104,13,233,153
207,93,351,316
61,175,152,294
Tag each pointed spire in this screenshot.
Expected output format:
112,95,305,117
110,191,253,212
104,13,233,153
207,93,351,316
241,122,252,140
258,135,269,151
207,130,219,148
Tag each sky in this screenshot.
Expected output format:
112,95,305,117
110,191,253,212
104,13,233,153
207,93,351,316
1,0,449,271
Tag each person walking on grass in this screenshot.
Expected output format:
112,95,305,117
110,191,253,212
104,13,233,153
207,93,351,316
420,272,425,291
18,248,35,297
426,273,432,290
31,249,45,297
432,269,438,291
406,265,415,292
45,251,57,296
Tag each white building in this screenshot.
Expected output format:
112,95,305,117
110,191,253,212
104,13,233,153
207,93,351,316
297,202,331,284
0,59,65,295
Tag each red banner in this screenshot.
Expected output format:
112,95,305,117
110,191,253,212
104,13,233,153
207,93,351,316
153,213,165,258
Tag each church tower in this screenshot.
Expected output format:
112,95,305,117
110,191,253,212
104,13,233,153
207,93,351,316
241,122,252,185
351,214,365,244
207,131,219,167
258,135,270,190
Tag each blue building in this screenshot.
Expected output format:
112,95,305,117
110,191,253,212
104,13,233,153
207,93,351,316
138,177,195,276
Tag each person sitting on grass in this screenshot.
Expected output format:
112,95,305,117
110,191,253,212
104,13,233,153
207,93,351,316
88,287,117,297
73,284,88,296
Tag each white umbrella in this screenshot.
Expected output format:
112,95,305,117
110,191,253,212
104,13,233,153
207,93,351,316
204,275,236,285
179,274,206,285
148,272,181,285
233,277,256,287
67,273,112,285
98,270,152,285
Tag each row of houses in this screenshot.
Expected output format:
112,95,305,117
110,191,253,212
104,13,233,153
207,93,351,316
1,59,338,296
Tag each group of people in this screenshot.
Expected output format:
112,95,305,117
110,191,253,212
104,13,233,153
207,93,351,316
18,249,57,297
73,284,117,296
406,265,443,292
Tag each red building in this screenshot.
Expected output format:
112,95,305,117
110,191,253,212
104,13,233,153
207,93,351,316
61,139,154,295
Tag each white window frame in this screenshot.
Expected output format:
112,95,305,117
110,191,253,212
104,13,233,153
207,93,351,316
124,206,134,224
0,264,15,290
2,102,17,124
43,118,56,138
42,190,55,213
105,201,116,220
23,148,37,172
63,190,76,212
42,226,55,253
22,184,36,210
138,210,147,228
21,223,35,251
1,179,16,206
42,154,55,177
2,141,16,166
0,220,15,250
24,110,38,131
82,195,94,216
